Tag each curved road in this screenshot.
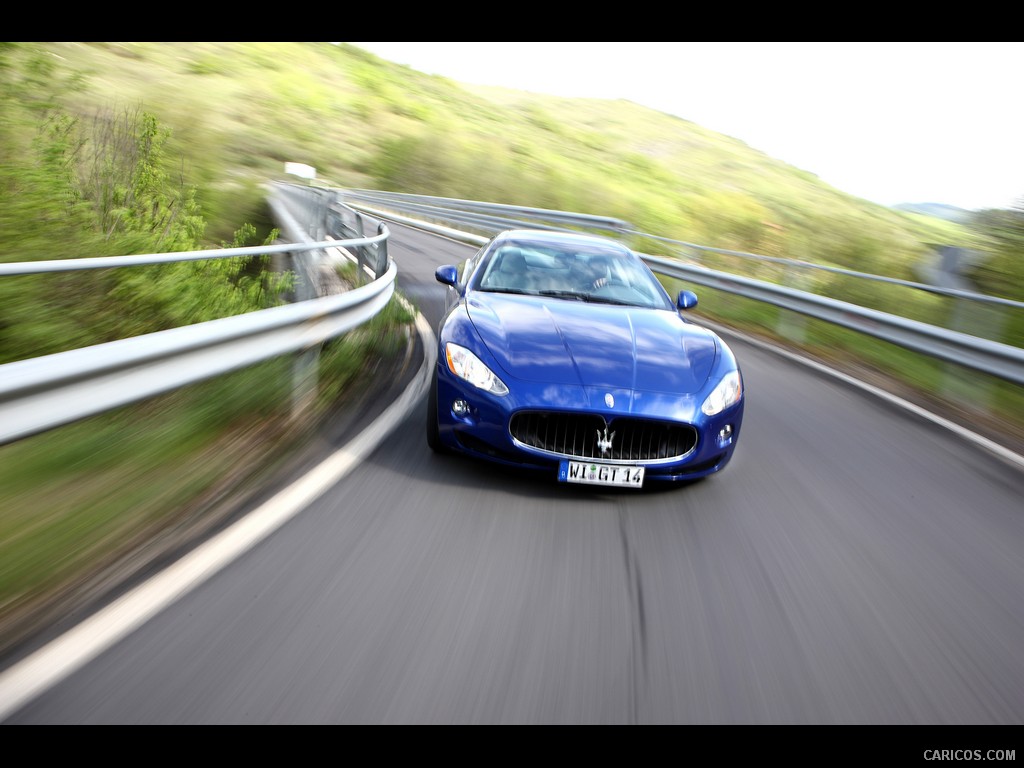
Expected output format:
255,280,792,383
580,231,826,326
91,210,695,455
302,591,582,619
2,223,1022,724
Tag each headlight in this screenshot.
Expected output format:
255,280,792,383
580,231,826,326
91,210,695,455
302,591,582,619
701,370,742,416
445,343,509,396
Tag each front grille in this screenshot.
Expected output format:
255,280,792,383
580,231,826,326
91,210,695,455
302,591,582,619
510,411,698,462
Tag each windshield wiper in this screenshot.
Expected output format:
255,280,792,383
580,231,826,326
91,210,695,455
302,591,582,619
481,287,533,295
538,290,586,301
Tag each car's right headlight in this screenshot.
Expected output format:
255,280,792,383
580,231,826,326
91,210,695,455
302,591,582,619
445,343,509,396
701,370,742,416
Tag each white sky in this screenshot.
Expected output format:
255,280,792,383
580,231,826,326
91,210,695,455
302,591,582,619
349,42,1024,211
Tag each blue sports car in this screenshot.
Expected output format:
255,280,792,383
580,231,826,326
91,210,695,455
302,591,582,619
427,229,744,488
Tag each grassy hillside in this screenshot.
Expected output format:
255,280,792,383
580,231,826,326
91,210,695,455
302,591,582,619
16,41,978,277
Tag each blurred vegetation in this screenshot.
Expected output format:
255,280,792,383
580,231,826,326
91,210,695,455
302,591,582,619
0,42,415,654
0,46,293,364
0,41,1020,656
4,42,1018,296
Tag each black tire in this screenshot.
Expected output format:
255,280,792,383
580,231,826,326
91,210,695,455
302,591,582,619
426,370,448,453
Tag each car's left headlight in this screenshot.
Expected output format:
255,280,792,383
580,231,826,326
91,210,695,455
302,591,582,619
445,343,509,396
701,370,742,416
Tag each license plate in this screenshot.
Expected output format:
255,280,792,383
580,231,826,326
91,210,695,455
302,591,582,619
559,460,645,488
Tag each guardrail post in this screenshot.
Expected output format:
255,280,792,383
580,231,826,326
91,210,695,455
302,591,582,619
925,246,1004,411
292,347,319,419
375,222,389,279
777,263,811,344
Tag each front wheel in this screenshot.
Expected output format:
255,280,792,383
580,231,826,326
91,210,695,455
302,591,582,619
426,371,448,453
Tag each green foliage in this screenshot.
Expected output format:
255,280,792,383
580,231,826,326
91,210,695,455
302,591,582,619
13,42,992,282
0,62,292,363
964,203,1024,364
76,109,207,249
186,55,236,77
967,204,1024,301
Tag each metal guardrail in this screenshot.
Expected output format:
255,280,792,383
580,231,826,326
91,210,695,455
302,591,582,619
0,184,395,446
645,256,1024,386
635,231,1024,310
0,268,396,445
336,187,1024,388
342,189,631,237
0,239,383,277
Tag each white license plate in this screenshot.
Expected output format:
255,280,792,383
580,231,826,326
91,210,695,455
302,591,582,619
560,460,645,488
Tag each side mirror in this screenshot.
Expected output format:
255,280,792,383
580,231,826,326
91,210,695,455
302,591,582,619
435,265,459,287
677,290,698,310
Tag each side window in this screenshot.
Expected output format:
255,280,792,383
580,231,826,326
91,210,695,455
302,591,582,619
460,244,488,285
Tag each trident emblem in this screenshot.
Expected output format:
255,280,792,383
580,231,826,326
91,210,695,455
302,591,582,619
596,426,616,456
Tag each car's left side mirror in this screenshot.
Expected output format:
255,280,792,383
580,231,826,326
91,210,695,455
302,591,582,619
677,290,699,310
435,265,459,288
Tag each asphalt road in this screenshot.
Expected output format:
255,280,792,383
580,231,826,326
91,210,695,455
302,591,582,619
1,223,1022,724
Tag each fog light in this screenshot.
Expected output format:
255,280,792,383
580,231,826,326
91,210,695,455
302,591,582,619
717,425,734,446
452,399,470,417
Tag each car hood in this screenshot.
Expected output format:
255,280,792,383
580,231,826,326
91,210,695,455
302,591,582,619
467,294,718,395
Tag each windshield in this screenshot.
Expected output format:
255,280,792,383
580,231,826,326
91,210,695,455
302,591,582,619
474,240,673,309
